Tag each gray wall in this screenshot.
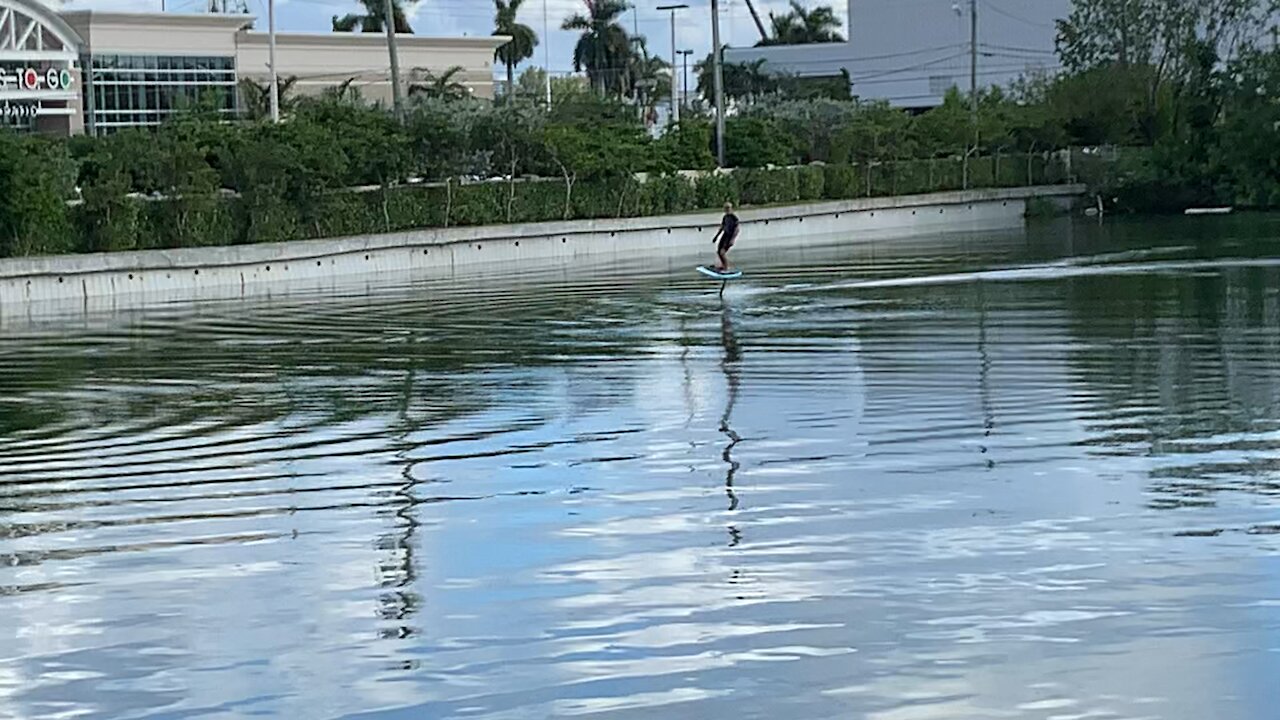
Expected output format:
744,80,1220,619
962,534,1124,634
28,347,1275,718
0,186,1083,321
725,0,1070,108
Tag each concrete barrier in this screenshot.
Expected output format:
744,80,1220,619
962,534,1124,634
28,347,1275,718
0,185,1084,320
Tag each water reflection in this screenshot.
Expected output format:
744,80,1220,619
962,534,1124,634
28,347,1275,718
2,217,1280,719
718,297,742,517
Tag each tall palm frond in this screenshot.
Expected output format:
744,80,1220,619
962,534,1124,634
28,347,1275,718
494,0,539,97
331,0,413,34
759,1,843,46
562,0,633,95
407,66,471,101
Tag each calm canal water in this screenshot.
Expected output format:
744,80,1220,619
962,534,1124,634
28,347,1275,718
4,215,1280,719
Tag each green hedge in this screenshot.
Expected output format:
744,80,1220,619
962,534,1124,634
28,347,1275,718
38,154,1067,257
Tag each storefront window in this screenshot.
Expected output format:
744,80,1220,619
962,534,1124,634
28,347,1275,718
87,53,237,134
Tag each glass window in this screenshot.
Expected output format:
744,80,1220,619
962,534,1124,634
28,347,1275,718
88,54,238,135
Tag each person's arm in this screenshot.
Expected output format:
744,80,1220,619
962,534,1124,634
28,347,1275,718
711,217,724,244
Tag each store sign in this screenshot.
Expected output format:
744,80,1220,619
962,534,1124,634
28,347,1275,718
1,100,41,120
0,67,74,93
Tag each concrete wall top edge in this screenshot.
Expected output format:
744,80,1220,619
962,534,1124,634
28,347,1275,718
0,186,1084,280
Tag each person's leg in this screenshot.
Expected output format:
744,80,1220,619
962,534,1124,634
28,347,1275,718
717,245,729,271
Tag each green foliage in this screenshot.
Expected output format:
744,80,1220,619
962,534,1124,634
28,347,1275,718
294,100,409,187
1216,49,1280,207
78,166,140,253
494,0,539,95
654,121,716,172
821,164,861,199
0,133,73,257
407,66,472,102
694,172,738,208
541,118,652,181
562,0,632,95
406,98,490,179
725,116,796,168
331,0,412,33
637,174,698,216
795,166,825,201
737,168,800,206
759,1,845,45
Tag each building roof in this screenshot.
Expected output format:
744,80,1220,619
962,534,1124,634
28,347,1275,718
0,0,84,60
237,30,509,51
57,9,254,29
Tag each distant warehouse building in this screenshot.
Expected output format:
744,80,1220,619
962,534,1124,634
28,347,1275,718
724,0,1071,109
0,0,505,135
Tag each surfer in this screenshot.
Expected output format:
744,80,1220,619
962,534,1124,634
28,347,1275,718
711,202,740,272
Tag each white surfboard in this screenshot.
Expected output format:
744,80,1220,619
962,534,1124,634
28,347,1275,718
697,266,743,280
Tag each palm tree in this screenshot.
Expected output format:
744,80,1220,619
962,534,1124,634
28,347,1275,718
237,76,299,120
332,0,412,34
697,55,773,103
625,39,670,112
758,1,843,46
493,0,539,99
407,66,471,101
320,77,363,104
562,0,633,95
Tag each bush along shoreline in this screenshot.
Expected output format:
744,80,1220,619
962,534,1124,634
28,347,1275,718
0,101,1071,259
89,156,1066,254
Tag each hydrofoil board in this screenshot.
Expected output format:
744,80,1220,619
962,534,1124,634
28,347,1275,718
697,266,743,280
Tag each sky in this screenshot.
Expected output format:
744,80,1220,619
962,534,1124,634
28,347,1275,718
55,0,850,79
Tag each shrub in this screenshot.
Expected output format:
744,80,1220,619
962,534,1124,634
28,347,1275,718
694,172,738,209
736,168,800,206
724,117,795,168
822,164,861,199
795,166,825,201
0,134,74,257
638,174,698,216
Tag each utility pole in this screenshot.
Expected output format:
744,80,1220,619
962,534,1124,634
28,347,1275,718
268,0,279,122
710,0,726,166
658,5,688,125
679,49,693,112
383,0,404,122
969,0,977,123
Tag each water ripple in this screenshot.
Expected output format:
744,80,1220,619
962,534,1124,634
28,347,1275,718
3,217,1280,719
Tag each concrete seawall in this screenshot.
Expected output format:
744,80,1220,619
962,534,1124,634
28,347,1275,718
0,185,1083,319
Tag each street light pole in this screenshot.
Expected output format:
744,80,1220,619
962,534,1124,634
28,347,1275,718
383,0,404,123
268,0,279,122
969,0,977,122
678,49,693,111
657,4,688,126
710,0,726,166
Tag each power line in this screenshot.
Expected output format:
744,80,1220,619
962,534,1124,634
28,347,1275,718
981,0,1056,29
850,63,1062,87
980,42,1055,55
726,43,967,65
849,53,967,82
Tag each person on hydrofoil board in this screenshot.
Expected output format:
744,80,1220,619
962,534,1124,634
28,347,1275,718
711,203,740,272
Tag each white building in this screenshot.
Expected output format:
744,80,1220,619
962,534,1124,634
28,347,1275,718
724,0,1071,109
0,0,505,135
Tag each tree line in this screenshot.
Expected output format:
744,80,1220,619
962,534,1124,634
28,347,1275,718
4,0,1279,258
0,84,1066,257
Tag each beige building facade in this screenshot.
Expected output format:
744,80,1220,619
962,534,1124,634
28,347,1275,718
1,0,504,135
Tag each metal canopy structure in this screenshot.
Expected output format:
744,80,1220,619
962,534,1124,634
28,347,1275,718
0,0,81,62
1,0,81,128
